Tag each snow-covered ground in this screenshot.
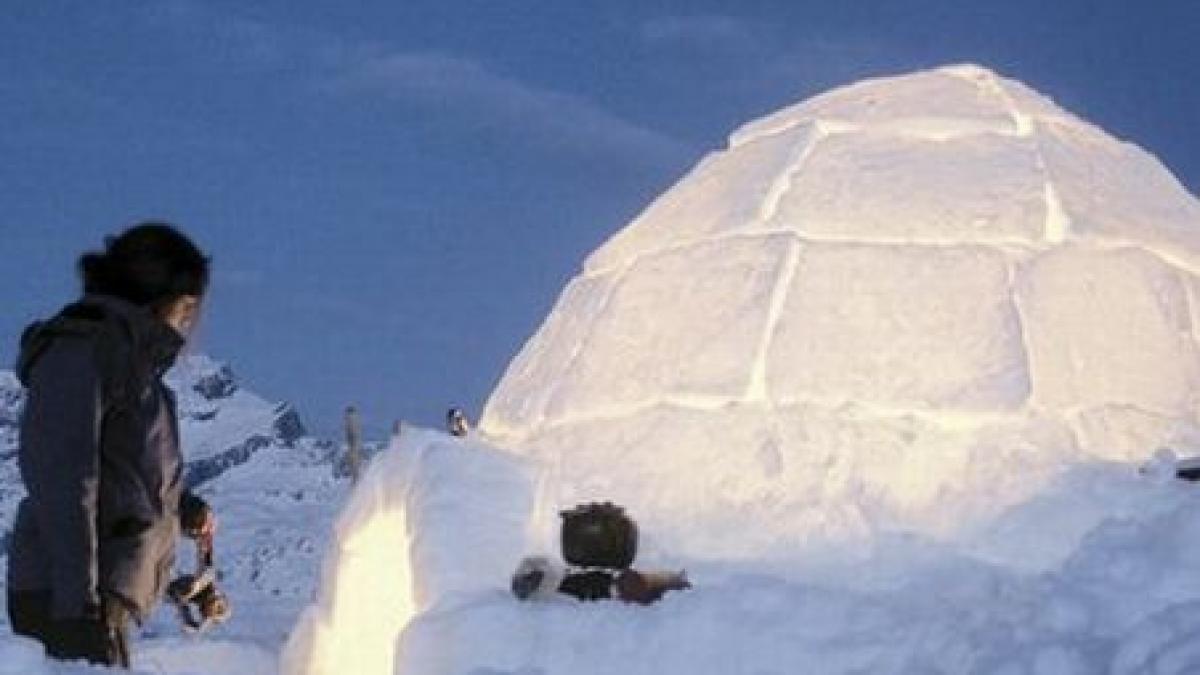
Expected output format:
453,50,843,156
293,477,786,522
8,428,1200,674
280,430,1200,675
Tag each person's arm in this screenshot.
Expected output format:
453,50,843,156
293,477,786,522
20,339,102,619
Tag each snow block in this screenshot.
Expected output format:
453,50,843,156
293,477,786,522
997,77,1085,127
730,67,1017,147
547,236,793,421
585,125,817,273
1072,405,1200,463
767,244,1030,411
521,403,1076,562
481,272,618,435
1037,119,1200,267
1017,246,1200,418
769,131,1046,244
405,440,539,610
521,403,808,560
282,429,538,675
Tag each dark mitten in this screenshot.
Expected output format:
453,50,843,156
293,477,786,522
557,570,615,601
615,569,691,605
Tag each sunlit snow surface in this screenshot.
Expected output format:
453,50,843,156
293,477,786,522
283,432,1200,675
482,63,1200,560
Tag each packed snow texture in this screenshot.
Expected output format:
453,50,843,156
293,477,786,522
282,428,538,675
286,430,1200,675
0,632,276,674
481,63,1200,562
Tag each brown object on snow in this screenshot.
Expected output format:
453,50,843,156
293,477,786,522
614,569,690,605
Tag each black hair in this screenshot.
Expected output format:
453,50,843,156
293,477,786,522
79,222,210,309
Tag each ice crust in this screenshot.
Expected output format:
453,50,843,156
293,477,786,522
482,63,1200,556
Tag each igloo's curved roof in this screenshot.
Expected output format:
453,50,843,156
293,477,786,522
480,65,1200,553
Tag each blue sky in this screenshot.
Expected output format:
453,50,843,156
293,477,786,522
2,1,1198,436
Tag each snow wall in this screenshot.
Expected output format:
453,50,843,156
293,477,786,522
280,429,541,675
282,430,1200,675
481,63,1200,562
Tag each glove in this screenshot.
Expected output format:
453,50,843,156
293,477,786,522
179,492,215,539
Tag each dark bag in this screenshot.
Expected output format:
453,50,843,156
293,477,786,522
560,502,638,570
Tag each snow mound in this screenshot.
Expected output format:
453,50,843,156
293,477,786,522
281,429,539,675
286,429,1200,674
481,64,1200,560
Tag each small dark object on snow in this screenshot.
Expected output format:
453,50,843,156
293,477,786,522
1178,465,1200,481
555,569,690,604
615,569,691,605
167,530,230,633
1139,448,1200,482
1173,453,1200,481
447,407,470,437
514,504,688,605
558,570,616,601
511,567,546,601
560,502,638,570
510,557,689,605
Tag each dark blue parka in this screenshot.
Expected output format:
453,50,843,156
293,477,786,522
8,295,190,622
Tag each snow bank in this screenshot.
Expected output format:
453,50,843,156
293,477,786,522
288,435,1200,674
281,429,539,675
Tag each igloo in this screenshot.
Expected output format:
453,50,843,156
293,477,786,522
480,64,1200,559
286,65,1200,675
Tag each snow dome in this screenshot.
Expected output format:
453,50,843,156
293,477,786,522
481,64,1200,558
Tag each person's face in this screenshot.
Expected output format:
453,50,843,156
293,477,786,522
161,295,202,337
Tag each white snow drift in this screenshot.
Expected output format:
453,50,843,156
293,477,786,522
281,429,539,675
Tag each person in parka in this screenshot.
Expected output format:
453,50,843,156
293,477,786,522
6,223,215,668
